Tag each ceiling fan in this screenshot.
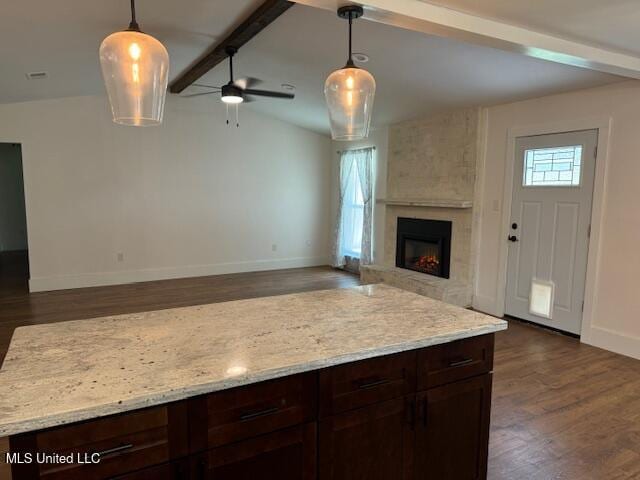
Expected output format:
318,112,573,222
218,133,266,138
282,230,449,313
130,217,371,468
183,46,295,105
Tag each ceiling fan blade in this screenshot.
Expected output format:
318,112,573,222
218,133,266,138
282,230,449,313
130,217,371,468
234,77,263,90
243,89,295,100
181,91,220,98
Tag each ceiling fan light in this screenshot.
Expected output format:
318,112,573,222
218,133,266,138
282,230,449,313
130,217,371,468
99,2,169,127
221,83,244,104
324,66,375,141
221,94,244,104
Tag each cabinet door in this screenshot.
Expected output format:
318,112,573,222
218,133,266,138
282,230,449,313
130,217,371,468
319,397,414,480
414,374,492,480
193,423,316,480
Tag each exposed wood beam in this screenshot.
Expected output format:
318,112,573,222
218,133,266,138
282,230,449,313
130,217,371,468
293,0,640,79
169,0,294,94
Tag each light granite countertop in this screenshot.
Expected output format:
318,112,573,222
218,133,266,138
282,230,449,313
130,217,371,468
0,284,507,437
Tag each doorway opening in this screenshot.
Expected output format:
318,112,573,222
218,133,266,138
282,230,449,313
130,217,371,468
0,143,29,297
504,130,597,335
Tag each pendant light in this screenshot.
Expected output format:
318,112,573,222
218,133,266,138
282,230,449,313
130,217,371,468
99,0,169,126
324,5,376,141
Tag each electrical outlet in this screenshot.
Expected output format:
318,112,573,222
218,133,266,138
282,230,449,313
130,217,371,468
306,240,312,247
271,244,277,252
117,252,124,262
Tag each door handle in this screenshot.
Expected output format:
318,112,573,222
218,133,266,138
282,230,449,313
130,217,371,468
406,397,416,429
422,397,428,428
508,235,518,242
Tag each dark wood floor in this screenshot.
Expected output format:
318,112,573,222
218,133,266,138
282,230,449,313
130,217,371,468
1,262,639,479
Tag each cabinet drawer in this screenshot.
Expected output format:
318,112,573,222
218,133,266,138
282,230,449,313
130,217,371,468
418,334,494,389
190,373,317,451
10,402,189,480
319,351,416,417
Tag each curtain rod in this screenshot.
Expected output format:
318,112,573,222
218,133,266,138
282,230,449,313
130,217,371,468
336,146,376,154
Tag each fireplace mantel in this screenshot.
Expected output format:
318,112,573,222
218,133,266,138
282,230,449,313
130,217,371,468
376,198,473,209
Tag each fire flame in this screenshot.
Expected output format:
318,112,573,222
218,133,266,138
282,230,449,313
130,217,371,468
412,255,440,273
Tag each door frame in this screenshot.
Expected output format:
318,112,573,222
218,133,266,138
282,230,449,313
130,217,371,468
0,141,31,283
494,116,612,341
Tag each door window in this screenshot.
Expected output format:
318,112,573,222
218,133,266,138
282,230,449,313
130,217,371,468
523,145,582,187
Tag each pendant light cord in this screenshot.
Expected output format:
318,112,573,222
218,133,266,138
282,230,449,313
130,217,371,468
347,12,354,67
345,12,356,68
128,0,140,31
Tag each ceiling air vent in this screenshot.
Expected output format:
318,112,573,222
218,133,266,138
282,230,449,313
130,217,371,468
25,71,48,80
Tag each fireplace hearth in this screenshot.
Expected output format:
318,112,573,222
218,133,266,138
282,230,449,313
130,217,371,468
396,218,452,279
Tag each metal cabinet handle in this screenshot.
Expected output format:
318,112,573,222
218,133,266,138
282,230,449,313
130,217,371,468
239,406,280,421
406,398,416,429
422,397,428,428
355,377,390,390
93,443,133,458
449,358,474,367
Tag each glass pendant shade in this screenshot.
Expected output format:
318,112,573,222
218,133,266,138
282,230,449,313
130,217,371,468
100,30,169,126
324,66,376,141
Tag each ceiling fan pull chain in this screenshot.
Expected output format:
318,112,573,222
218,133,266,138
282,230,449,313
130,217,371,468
236,104,240,128
226,103,230,125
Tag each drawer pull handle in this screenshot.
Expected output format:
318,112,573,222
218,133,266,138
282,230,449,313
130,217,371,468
355,378,390,390
449,358,474,367
240,406,280,421
94,443,133,458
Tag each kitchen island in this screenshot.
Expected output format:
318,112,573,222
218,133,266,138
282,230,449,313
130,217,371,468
2,284,506,479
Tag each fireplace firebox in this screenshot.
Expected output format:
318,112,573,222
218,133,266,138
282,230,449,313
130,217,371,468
396,218,452,278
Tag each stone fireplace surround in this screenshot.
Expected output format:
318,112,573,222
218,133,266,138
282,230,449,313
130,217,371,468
361,108,482,307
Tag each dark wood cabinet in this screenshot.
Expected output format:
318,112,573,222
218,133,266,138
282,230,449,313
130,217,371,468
414,374,492,480
192,423,316,480
319,397,414,480
9,335,495,480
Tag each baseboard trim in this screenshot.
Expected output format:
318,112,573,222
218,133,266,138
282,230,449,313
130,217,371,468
29,256,331,292
583,325,640,360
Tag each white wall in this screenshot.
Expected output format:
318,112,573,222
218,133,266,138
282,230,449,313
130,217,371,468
0,95,333,291
0,143,28,252
474,80,640,359
330,127,389,265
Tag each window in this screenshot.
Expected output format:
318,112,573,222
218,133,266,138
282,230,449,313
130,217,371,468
341,164,364,258
523,145,582,187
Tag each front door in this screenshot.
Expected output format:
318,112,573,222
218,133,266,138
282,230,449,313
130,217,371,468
505,130,597,334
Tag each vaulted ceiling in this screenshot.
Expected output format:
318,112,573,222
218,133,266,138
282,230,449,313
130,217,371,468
0,0,626,135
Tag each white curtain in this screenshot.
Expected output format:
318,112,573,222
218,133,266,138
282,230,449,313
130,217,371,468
332,147,374,267
356,148,374,265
